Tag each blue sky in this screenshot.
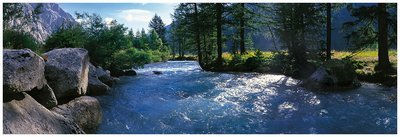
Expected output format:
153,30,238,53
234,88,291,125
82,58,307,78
58,3,177,32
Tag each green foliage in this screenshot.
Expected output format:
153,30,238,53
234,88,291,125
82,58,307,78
149,14,166,42
244,50,264,70
3,29,41,52
111,48,152,70
148,30,164,50
43,12,171,73
344,4,397,51
265,52,296,76
44,25,87,51
138,28,149,50
229,54,246,67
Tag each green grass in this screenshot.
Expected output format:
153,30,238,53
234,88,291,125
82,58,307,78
332,49,397,73
221,49,397,65
222,49,397,72
220,50,396,86
332,49,397,86
332,49,397,63
222,51,273,61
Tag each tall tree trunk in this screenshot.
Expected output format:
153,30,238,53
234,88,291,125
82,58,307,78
178,42,182,58
216,3,223,66
181,43,184,58
297,8,307,65
267,25,278,51
376,3,391,72
326,3,332,60
172,42,176,59
194,3,204,68
203,33,208,60
239,3,246,55
233,39,238,54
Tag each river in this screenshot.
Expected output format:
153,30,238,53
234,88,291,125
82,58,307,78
95,61,397,134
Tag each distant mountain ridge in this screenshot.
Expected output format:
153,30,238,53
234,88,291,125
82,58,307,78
6,3,76,43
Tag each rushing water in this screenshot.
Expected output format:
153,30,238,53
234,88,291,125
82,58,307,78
96,61,397,134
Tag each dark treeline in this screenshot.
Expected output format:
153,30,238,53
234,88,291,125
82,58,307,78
167,3,397,78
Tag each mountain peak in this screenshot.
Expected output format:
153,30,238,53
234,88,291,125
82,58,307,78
5,3,76,43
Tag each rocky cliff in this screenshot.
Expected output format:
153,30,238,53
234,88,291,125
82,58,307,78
5,3,76,43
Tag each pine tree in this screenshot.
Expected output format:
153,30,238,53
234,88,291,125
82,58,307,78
344,3,396,73
149,14,166,43
149,29,163,50
273,3,325,77
139,28,149,50
194,3,204,68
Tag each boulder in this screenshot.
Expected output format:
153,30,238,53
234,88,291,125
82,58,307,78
3,49,47,94
27,84,58,108
153,71,162,75
111,69,137,77
95,66,116,86
51,96,102,133
88,63,97,78
301,67,336,89
87,63,111,95
301,59,361,91
3,49,58,108
122,69,137,76
3,92,84,134
87,78,110,96
43,48,89,102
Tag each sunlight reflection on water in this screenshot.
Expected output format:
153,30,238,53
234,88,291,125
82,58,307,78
96,61,397,134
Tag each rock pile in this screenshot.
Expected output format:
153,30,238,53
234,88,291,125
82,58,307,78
3,48,117,134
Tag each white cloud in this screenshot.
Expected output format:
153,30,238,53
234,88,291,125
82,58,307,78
119,9,153,23
104,17,114,25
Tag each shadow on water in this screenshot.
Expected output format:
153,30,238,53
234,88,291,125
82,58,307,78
95,61,397,134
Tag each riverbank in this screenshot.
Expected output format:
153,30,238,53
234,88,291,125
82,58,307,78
210,50,397,87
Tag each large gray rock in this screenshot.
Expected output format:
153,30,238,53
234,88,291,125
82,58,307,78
27,84,58,108
153,71,162,75
43,48,89,102
87,78,110,96
88,63,110,95
301,59,361,91
301,67,336,89
52,96,102,133
96,66,116,86
3,92,84,134
3,49,58,108
3,49,47,94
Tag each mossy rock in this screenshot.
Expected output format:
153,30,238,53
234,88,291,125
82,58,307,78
323,59,357,86
302,59,361,91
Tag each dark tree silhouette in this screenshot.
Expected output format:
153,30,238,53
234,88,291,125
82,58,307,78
194,3,205,69
239,3,246,54
149,14,166,42
376,3,392,72
216,3,223,66
326,3,332,60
